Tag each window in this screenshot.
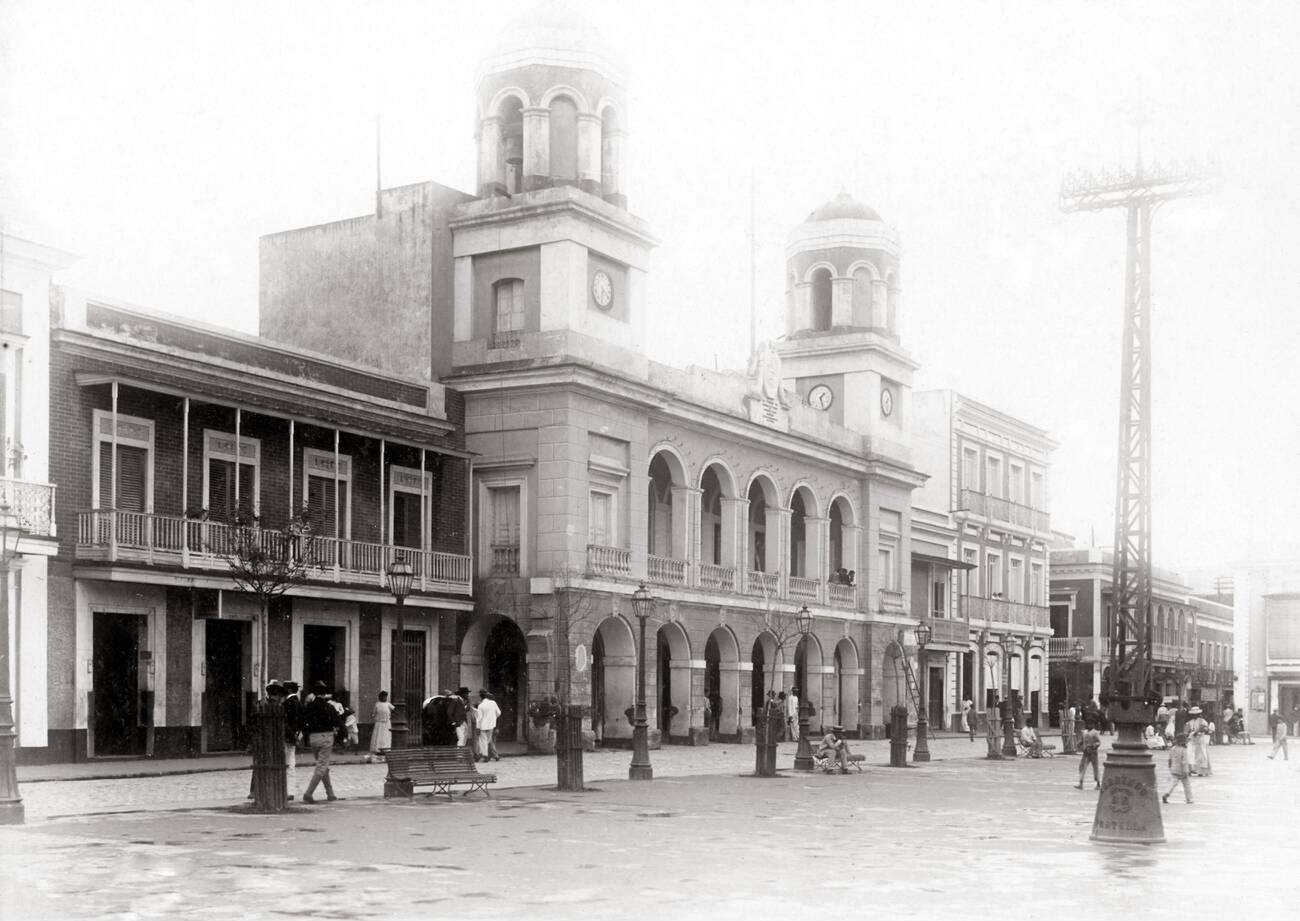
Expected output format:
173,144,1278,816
303,449,351,539
388,465,431,550
1030,471,1045,509
932,578,947,617
492,279,525,348
962,546,978,595
1008,557,1024,603
92,410,154,511
589,490,614,546
487,484,521,575
986,455,1002,498
1030,561,1044,605
878,546,896,591
878,509,901,590
986,551,1002,598
1009,463,1025,505
0,289,21,336
204,430,260,521
962,447,979,491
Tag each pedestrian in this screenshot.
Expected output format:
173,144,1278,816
708,690,722,741
1290,705,1300,737
475,689,502,761
815,724,851,774
1186,707,1211,775
1061,702,1075,753
1174,701,1190,736
785,687,800,742
458,687,476,751
422,690,453,745
301,681,343,804
1075,720,1102,789
962,698,975,742
776,691,788,740
1267,710,1290,761
365,690,392,763
1156,702,1169,738
449,688,470,747
340,705,359,750
1161,733,1194,804
1221,705,1234,745
282,680,303,797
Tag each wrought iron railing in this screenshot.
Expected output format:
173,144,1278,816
959,488,1050,533
0,477,56,537
962,594,1050,630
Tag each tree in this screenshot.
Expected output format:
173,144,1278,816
547,566,603,791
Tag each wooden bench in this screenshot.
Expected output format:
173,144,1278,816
383,746,497,799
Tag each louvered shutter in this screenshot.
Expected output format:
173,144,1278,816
238,463,256,518
208,459,231,521
307,476,336,538
101,443,147,511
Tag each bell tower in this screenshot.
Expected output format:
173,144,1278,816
776,192,917,443
450,2,655,372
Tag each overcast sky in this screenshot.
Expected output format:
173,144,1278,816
3,0,1298,577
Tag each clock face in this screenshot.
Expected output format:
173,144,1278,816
808,384,834,411
591,270,614,309
880,386,895,417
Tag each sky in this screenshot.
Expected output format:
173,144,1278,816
3,0,1298,578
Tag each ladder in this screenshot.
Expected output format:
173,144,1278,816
899,637,937,742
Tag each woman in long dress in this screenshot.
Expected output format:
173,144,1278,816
1187,708,1212,775
366,691,393,763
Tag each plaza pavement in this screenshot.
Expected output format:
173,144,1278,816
1,738,1296,921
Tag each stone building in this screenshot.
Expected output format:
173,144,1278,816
911,391,1055,731
1231,562,1300,735
24,292,471,762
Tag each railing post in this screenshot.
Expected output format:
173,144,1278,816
108,511,118,563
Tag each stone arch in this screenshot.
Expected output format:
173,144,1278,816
655,619,692,740
801,260,838,284
833,637,860,734
705,625,741,737
590,614,636,743
699,460,737,570
484,86,533,119
810,266,833,331
548,93,580,185
460,614,529,743
539,83,593,113
788,483,819,579
647,448,686,562
746,473,781,575
794,630,825,733
828,494,857,582
847,260,879,328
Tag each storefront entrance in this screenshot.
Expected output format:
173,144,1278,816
391,629,427,741
92,612,149,758
203,619,249,752
303,624,347,703
485,618,527,742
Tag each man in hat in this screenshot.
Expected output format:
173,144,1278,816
300,681,343,803
457,687,476,750
816,724,851,773
281,681,302,798
475,689,501,762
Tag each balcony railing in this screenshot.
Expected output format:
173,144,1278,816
963,594,1050,631
745,570,779,598
699,563,736,593
959,488,1050,534
76,509,472,594
647,555,688,587
0,477,57,538
490,544,519,575
788,575,820,603
878,588,905,615
925,617,968,646
587,544,631,577
1048,636,1113,660
828,582,856,609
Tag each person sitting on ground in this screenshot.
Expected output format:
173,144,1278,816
816,725,852,774
1019,721,1042,756
1143,724,1167,749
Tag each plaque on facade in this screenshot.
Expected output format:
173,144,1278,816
744,341,792,432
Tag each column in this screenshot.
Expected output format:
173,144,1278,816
843,524,862,600
577,113,602,196
871,280,888,328
477,116,505,197
721,497,746,575
793,283,812,333
522,107,550,192
601,128,626,208
831,276,853,327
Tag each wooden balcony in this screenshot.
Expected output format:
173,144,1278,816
75,509,471,595
959,488,1050,534
925,617,969,646
0,477,56,538
963,594,1050,631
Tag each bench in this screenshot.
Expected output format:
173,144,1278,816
811,746,866,773
383,746,497,799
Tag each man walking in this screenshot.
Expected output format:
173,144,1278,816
301,681,343,804
475,689,502,762
1267,709,1290,761
785,686,800,742
1075,719,1102,789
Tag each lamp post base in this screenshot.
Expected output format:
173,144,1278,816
1091,725,1165,845
793,709,814,771
629,721,653,780
914,716,931,762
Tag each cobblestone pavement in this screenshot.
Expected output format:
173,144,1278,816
1,742,1295,921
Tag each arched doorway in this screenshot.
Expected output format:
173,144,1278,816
655,621,691,741
834,638,860,735
485,618,528,742
705,634,720,740
591,615,635,743
794,632,824,734
750,631,779,724
882,641,905,730
705,626,741,739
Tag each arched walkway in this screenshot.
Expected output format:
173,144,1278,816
590,615,636,743
833,638,860,734
655,621,691,740
461,616,529,743
882,641,905,722
794,632,825,733
705,626,740,738
750,631,780,724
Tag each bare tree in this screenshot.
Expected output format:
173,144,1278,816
545,566,605,791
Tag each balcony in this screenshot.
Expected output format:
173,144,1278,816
959,488,1050,534
587,544,631,577
963,594,1050,631
491,544,519,575
925,617,969,646
746,571,779,599
647,555,688,587
698,563,737,593
76,510,472,595
878,588,906,615
1048,636,1113,660
0,477,56,538
788,575,820,603
828,582,857,609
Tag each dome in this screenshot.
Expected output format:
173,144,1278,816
804,191,882,224
481,1,623,83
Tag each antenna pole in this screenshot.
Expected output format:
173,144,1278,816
749,169,757,356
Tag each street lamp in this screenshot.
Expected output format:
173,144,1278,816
629,582,654,780
792,605,815,771
1000,633,1018,757
1174,654,1186,701
386,554,415,750
914,620,932,762
0,505,27,824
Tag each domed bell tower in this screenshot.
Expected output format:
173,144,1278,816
776,192,917,444
451,2,655,372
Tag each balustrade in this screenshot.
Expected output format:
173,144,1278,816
647,555,687,586
586,544,631,576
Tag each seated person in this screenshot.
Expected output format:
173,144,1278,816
816,725,852,773
1143,724,1166,749
1018,723,1042,755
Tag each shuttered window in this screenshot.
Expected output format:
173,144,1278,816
98,442,148,511
307,474,348,538
207,459,256,521
392,490,423,549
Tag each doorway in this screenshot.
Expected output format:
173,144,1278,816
203,619,249,752
657,632,672,738
303,624,346,703
486,618,527,742
750,638,766,724
591,630,606,742
928,664,945,730
92,612,148,757
390,628,427,741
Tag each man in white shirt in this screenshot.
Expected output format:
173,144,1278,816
785,687,800,741
475,689,502,762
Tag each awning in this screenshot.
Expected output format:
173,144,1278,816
913,552,976,571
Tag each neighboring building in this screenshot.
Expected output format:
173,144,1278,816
1048,548,1215,719
262,6,942,744
912,390,1055,731
0,231,74,759
1189,593,1234,711
1231,562,1300,735
25,292,471,763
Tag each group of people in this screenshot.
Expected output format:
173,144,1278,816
260,678,352,804
419,687,503,763
762,688,805,741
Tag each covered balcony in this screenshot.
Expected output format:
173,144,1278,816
963,594,1050,632
959,487,1050,534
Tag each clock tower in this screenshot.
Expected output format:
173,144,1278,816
448,2,657,373
775,191,917,446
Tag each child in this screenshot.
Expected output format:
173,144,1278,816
1075,720,1101,789
1162,733,1193,804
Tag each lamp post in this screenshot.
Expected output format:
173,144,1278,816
629,582,654,780
792,605,815,771
1174,653,1186,702
1000,633,1018,757
0,505,27,824
914,620,932,762
386,555,415,750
